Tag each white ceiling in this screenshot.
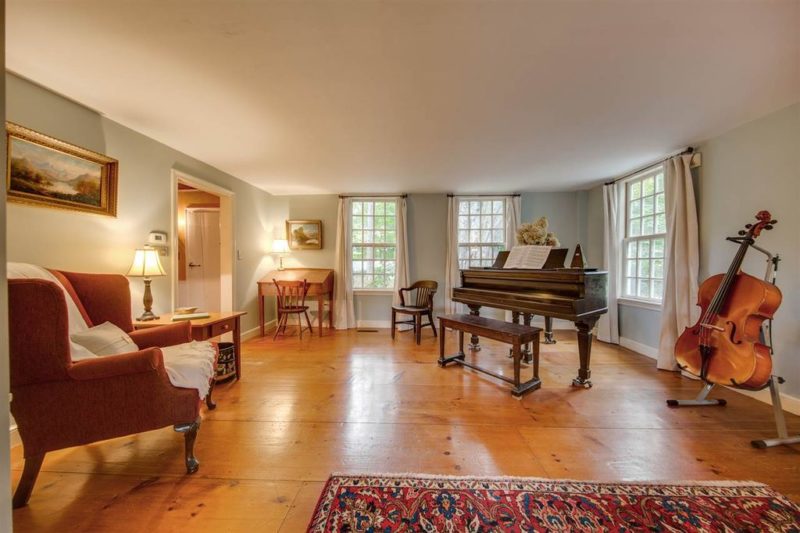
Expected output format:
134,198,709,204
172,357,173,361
7,1,799,195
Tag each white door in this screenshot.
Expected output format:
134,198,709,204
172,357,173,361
184,208,221,311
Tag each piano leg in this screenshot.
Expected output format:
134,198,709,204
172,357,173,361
544,316,557,344
573,318,598,388
467,305,481,351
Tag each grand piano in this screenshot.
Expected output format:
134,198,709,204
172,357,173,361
451,250,607,387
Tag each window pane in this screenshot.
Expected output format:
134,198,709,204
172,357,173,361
629,218,641,237
364,216,373,230
652,238,665,258
470,201,481,214
362,230,372,243
470,230,480,243
480,216,491,229
481,201,492,215
364,202,373,216
353,216,363,229
373,230,384,243
386,247,395,260
458,230,469,242
492,201,503,214
353,260,363,273
352,230,362,243
643,177,655,196
642,216,655,235
385,217,396,230
656,193,665,213
626,278,636,296
363,274,373,286
352,202,362,215
375,202,385,216
638,279,651,298
386,230,396,243
655,173,664,193
630,182,641,199
480,230,491,243
626,260,637,277
374,262,385,275
492,215,503,229
458,201,469,215
458,215,468,230
374,216,385,230
492,229,504,243
642,195,654,216
630,199,641,218
353,246,364,260
364,247,373,260
364,261,373,273
386,261,395,275
638,240,650,258
638,260,650,277
353,274,363,288
458,246,468,259
386,202,396,216
653,258,664,279
655,213,666,234
469,247,480,261
653,280,664,300
627,241,637,259
470,215,480,229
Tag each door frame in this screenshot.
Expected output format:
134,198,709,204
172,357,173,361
170,169,235,314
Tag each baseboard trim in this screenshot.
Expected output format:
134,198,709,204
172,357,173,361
724,385,800,416
241,320,275,341
357,320,391,329
619,337,658,359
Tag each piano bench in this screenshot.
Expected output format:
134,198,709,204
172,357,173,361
437,314,542,398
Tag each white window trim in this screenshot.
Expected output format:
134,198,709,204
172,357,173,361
620,165,666,306
349,197,399,292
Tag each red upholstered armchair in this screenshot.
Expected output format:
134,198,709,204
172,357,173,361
9,270,204,508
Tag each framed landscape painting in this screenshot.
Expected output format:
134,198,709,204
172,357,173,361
286,219,323,250
6,122,118,217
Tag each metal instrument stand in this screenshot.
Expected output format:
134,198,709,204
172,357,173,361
666,245,799,448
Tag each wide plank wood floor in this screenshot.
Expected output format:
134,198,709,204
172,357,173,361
11,328,800,531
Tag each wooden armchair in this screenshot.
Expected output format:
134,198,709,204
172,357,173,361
8,271,204,508
391,280,438,344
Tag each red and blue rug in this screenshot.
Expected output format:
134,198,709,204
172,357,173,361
308,473,800,532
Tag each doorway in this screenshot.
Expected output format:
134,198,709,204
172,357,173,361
171,170,235,314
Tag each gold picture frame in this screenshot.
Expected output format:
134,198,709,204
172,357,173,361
286,219,323,250
6,122,118,217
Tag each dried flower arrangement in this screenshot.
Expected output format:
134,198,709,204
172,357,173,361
516,216,560,247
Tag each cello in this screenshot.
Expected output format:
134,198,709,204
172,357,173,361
675,211,781,390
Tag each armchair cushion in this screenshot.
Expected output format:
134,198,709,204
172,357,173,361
67,348,161,381
70,321,139,356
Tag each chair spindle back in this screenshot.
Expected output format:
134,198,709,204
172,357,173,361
273,279,309,311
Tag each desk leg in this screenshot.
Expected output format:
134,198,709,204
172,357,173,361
258,286,265,337
234,316,242,380
317,297,324,336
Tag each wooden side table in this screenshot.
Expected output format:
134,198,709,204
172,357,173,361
134,311,247,380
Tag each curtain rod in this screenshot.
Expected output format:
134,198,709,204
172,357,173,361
605,147,694,186
446,193,520,198
338,193,407,198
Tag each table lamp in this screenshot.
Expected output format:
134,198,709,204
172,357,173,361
127,246,167,321
271,239,290,270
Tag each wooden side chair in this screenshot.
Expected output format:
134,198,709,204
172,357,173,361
391,280,438,344
273,279,313,340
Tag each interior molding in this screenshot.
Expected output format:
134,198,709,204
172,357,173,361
357,320,392,329
725,385,800,416
241,320,276,342
619,337,659,359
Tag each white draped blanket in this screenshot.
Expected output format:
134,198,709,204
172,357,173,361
8,263,215,398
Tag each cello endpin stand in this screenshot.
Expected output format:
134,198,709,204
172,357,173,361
666,382,727,407
751,376,800,449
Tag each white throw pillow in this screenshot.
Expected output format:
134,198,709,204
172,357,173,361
70,321,139,356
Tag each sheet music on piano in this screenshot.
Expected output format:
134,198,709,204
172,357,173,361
503,245,552,269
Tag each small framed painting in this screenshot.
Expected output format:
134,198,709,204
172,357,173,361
286,219,323,250
6,122,118,217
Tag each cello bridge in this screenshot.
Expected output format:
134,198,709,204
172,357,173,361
699,323,725,332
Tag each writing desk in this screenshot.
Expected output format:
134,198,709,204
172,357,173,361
258,268,334,337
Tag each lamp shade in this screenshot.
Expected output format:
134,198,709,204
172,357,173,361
127,248,166,277
271,239,290,254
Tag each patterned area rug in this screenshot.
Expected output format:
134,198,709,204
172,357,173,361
308,473,800,532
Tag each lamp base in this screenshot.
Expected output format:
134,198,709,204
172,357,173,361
137,310,160,321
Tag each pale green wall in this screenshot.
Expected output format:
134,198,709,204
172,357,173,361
1,2,13,526
697,103,799,396
5,73,282,332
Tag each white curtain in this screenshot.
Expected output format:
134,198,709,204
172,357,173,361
597,183,623,344
444,196,461,315
658,154,699,370
392,197,410,305
505,196,521,250
334,198,356,329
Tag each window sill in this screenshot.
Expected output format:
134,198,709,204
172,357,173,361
617,297,663,312
354,289,394,296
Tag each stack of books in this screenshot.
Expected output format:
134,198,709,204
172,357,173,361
171,307,210,321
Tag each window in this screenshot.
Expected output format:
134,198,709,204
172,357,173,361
623,166,666,302
351,199,397,290
456,198,506,268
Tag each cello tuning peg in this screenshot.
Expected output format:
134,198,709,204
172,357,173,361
738,230,746,235
770,219,778,224
745,224,752,228
765,225,773,230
